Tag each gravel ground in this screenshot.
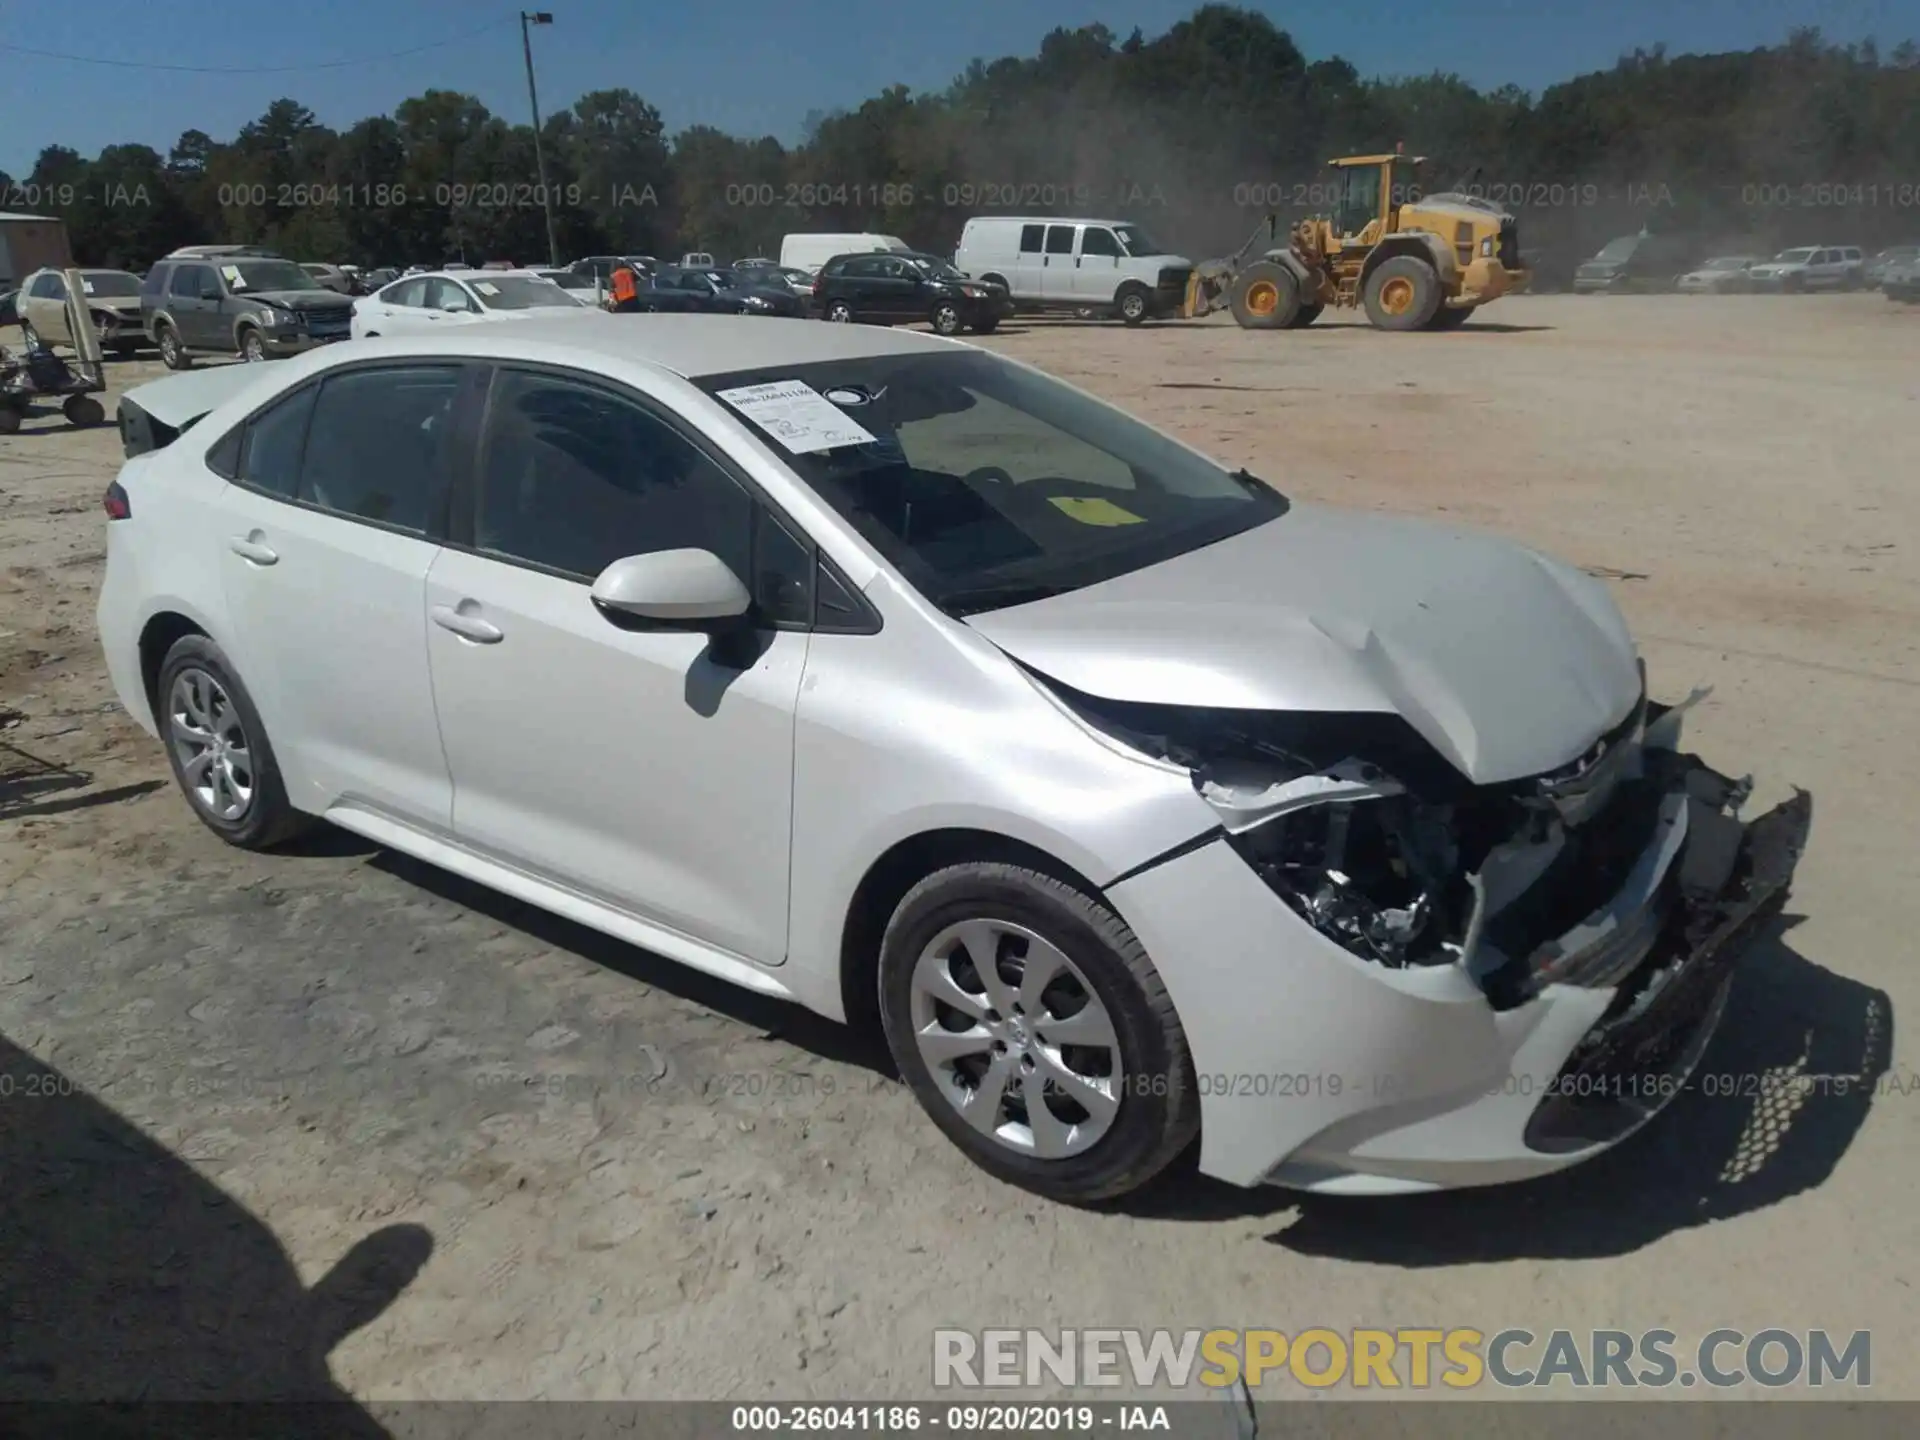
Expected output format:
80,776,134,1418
1,294,1916,1408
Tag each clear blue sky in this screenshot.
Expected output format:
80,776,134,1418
3,0,1915,175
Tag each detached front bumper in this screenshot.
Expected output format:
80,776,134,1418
1107,740,1811,1194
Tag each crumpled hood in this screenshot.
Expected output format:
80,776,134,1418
964,503,1644,785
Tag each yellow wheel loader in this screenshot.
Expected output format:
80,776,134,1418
1185,150,1530,331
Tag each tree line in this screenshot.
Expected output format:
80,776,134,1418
6,7,1918,275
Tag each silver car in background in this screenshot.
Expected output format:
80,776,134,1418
96,317,1809,1203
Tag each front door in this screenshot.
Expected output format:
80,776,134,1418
424,365,809,965
215,361,465,828
1072,225,1123,303
168,263,220,348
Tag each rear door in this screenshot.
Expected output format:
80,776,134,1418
1040,223,1078,301
362,277,430,335
214,360,474,828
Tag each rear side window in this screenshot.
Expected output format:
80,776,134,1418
238,385,318,497
1019,224,1044,254
1045,225,1076,255
298,366,462,534
170,265,210,298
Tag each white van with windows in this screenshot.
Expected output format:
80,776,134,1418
954,217,1194,324
779,233,910,274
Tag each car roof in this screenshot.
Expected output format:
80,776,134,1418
331,313,955,378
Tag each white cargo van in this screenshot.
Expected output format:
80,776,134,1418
954,217,1193,324
780,232,910,273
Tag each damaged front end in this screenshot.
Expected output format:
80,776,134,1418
1054,670,1810,1040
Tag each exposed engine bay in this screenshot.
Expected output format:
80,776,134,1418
1048,669,1787,1010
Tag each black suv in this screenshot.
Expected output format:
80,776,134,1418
813,252,1011,334
141,254,354,368
637,267,808,317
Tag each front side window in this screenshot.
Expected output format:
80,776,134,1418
170,265,213,298
1112,225,1159,256
474,369,754,582
298,366,462,534
698,349,1288,615
1080,228,1122,258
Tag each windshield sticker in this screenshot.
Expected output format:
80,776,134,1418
1049,496,1145,527
473,281,500,296
81,278,96,294
220,265,243,285
717,380,878,453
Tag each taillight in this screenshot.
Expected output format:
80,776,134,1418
103,481,131,520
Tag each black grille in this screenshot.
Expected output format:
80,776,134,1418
1156,266,1192,293
1498,220,1521,270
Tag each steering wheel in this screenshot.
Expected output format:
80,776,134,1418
964,465,1015,487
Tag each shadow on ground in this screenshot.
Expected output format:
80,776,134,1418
1123,924,1891,1259
0,1034,429,1435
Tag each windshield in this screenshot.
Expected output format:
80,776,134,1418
1594,237,1639,262
538,270,595,289
1113,225,1160,257
698,350,1288,615
470,277,585,310
1703,257,1750,271
82,271,141,297
907,255,964,280
227,260,324,293
1775,248,1817,263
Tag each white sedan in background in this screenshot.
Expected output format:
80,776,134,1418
350,269,593,339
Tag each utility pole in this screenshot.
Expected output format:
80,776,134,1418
521,12,560,268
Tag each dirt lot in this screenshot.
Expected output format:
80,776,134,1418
2,295,1917,1407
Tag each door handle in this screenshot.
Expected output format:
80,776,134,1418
228,535,278,565
431,604,503,643
1075,257,1082,267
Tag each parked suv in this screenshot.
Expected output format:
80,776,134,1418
1864,245,1920,289
142,255,354,368
1745,246,1865,291
814,251,1012,334
954,218,1193,325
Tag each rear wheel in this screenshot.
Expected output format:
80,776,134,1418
1229,262,1300,330
879,862,1199,1204
62,394,105,427
1115,285,1152,326
155,635,314,851
1363,256,1442,331
825,298,854,323
0,406,20,436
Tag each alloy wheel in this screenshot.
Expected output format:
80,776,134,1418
908,918,1122,1159
168,668,255,822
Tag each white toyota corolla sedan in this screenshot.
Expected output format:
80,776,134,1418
348,268,593,340
98,316,1809,1203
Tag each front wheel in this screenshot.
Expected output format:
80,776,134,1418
1115,286,1151,326
19,321,43,350
239,329,268,362
930,301,963,336
1229,262,1300,329
62,394,105,426
157,323,192,370
879,862,1199,1204
155,635,314,851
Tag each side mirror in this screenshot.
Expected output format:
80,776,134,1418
590,549,750,628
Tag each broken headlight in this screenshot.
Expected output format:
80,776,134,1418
1219,787,1469,968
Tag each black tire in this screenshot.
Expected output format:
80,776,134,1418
0,406,19,436
1363,256,1442,331
930,301,963,336
1229,261,1300,330
825,298,854,323
156,321,192,370
154,635,315,851
62,394,105,427
19,321,41,350
1285,302,1323,330
980,274,1010,294
239,327,268,362
878,861,1199,1204
968,318,999,334
1115,285,1152,326
1426,304,1472,330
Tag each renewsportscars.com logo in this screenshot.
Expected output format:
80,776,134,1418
933,1328,1871,1390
